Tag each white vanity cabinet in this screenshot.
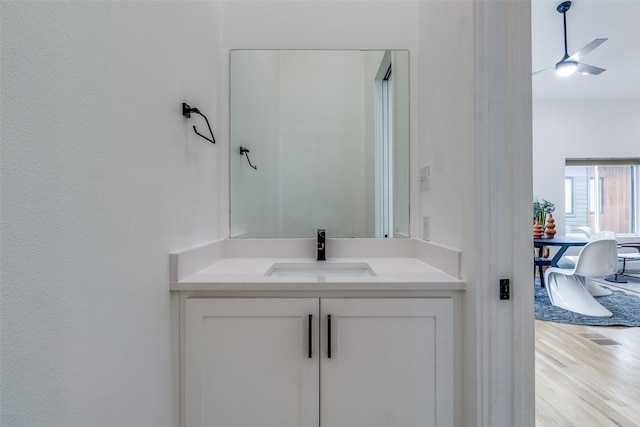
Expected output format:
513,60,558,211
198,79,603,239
184,298,320,427
183,297,454,427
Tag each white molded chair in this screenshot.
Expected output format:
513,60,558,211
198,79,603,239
577,226,595,238
543,239,618,317
558,231,617,279
590,231,616,240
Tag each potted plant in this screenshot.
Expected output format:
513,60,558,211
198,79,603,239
533,199,555,229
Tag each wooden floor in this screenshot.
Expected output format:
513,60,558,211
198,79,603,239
535,288,640,426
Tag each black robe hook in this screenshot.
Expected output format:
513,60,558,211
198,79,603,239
182,102,216,144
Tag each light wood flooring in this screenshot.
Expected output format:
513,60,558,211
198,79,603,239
535,289,640,427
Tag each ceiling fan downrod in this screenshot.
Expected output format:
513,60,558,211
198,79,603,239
557,1,572,60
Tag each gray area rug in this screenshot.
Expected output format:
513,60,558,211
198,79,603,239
593,273,640,293
534,278,640,326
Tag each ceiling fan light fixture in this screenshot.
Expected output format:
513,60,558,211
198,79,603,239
531,1,607,77
555,60,578,76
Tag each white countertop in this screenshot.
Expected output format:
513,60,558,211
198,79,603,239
170,257,465,292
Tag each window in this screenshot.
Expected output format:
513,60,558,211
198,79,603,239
565,177,574,215
588,177,604,214
565,159,639,234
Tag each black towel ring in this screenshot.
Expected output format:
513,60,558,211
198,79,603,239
182,102,215,144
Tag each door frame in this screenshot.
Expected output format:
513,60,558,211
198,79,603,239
472,0,534,425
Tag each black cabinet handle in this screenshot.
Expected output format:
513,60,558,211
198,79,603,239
308,314,313,358
327,315,332,359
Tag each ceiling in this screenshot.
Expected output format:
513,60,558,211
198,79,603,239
531,0,640,99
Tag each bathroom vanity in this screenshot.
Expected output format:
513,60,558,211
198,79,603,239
170,238,465,427
172,49,466,426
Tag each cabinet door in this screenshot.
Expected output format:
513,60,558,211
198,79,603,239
184,298,320,427
320,298,453,427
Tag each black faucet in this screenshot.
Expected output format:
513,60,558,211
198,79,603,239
317,229,326,261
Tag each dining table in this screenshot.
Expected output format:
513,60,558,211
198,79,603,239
534,236,589,287
534,236,589,267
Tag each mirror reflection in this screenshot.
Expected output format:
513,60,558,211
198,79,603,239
230,50,409,238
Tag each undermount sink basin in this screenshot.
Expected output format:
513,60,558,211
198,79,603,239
265,262,376,278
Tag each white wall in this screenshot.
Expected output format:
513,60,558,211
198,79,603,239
392,50,411,238
417,1,474,249
279,51,367,237
533,98,640,235
417,3,475,425
1,2,221,425
230,50,281,237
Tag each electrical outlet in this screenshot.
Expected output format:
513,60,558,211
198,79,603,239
422,216,430,241
419,165,431,191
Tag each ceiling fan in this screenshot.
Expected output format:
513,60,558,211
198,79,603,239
534,1,607,77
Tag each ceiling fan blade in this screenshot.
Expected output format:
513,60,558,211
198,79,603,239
568,38,608,62
575,63,606,75
532,66,554,76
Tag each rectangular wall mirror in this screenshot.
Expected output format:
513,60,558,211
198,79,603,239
230,49,409,238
